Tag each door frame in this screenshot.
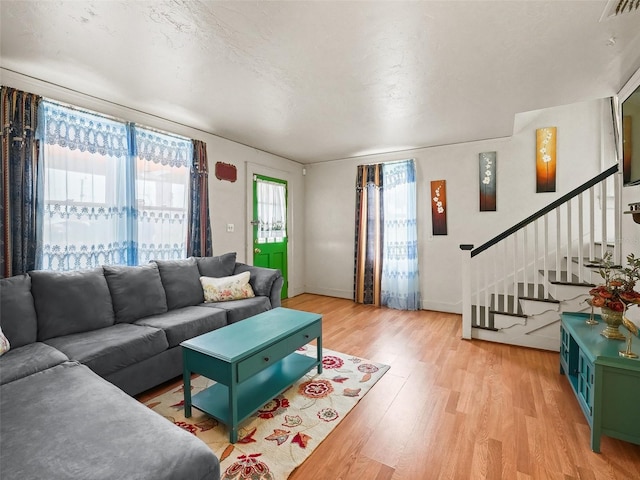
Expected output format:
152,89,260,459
245,162,293,298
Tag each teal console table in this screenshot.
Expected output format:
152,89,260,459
560,312,640,452
181,307,322,443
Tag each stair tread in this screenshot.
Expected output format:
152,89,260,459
519,295,560,304
473,324,499,332
569,257,622,269
544,270,595,287
489,309,527,318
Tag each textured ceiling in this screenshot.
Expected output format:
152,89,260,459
2,1,640,163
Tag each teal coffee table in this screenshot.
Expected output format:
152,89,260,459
180,307,323,443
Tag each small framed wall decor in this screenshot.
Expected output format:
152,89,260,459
479,151,496,211
430,179,447,235
215,162,237,182
536,127,557,193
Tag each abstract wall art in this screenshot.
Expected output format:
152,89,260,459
479,151,496,211
536,127,557,193
430,179,447,235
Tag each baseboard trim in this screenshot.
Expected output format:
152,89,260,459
422,300,461,315
304,286,352,299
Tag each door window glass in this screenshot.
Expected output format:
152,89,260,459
256,178,287,244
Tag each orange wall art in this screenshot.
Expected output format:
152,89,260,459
430,179,447,235
536,127,557,193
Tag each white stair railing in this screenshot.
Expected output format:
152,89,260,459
460,165,620,340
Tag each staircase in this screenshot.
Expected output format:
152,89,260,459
460,165,621,351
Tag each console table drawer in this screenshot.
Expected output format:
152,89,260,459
237,341,292,382
289,322,322,351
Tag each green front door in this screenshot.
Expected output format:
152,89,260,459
252,175,288,299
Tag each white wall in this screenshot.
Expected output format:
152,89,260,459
304,98,631,313
1,69,306,297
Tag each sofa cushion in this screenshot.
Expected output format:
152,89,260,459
198,296,271,324
195,252,237,277
0,362,221,480
0,274,38,348
0,342,69,385
45,323,168,377
153,258,204,310
269,275,284,308
30,268,115,341
135,306,227,347
103,264,168,323
200,271,255,303
233,263,283,298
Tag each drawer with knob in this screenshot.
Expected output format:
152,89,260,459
288,322,322,352
236,341,292,382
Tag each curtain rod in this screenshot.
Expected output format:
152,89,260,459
358,158,415,167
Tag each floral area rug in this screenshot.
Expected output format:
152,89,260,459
144,345,390,480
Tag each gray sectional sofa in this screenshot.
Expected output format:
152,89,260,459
0,252,283,480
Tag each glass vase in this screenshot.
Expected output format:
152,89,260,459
600,306,625,340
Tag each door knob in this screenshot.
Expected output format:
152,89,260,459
254,248,261,254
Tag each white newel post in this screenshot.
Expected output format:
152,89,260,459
460,244,474,340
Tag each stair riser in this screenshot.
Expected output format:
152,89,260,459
472,317,561,352
548,283,592,302
520,299,560,316
493,312,527,330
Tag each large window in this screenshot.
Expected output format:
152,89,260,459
38,101,192,271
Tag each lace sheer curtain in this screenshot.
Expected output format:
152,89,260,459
256,178,287,243
38,102,133,270
37,101,192,270
381,160,421,310
133,125,191,263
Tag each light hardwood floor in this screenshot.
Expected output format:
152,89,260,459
138,294,640,479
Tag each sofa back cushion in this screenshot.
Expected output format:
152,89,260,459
195,252,237,278
153,258,204,310
103,264,168,323
0,274,38,348
30,268,115,341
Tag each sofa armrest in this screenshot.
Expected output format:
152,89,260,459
233,263,283,307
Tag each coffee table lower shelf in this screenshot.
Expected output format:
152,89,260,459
191,352,318,432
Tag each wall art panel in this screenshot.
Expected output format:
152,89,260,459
431,179,447,235
536,127,557,193
479,151,496,211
